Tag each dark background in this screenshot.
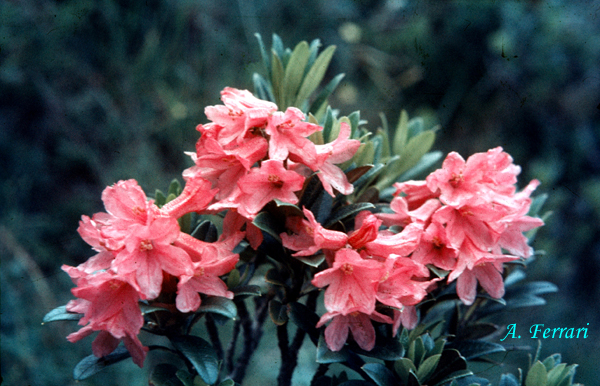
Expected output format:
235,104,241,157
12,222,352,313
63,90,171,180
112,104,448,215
1,0,599,385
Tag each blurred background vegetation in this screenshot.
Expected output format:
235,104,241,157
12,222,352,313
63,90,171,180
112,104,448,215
1,0,599,385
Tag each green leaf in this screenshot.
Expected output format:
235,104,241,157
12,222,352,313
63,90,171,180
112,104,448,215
541,354,559,371
546,363,567,385
254,33,271,79
389,130,436,182
309,73,345,118
175,370,196,386
394,358,417,385
170,335,219,385
272,50,285,108
396,150,443,182
155,189,168,207
197,297,237,320
556,364,577,386
149,364,185,386
345,165,373,184
253,73,274,103
227,268,240,289
265,268,287,287
362,363,398,386
283,41,310,107
316,334,350,364
525,361,548,386
392,110,409,155
417,353,441,382
295,45,336,108
272,34,285,59
288,301,321,345
42,305,82,324
446,340,505,360
407,117,424,138
269,299,289,325
499,373,520,386
139,303,170,315
252,212,282,242
461,323,500,340
430,370,474,386
427,349,469,386
191,220,218,242
325,202,375,228
294,253,326,268
218,379,241,386
168,179,182,197
73,346,131,380
528,193,548,217
231,285,261,297
408,336,426,366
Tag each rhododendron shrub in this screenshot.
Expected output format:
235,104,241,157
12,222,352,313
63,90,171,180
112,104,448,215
45,35,580,386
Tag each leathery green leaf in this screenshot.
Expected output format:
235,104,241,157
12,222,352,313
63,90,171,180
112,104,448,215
526,361,548,386
269,299,289,325
394,358,417,385
42,305,82,324
362,363,397,386
73,347,131,380
149,364,185,386
295,45,337,108
197,297,237,320
392,110,409,155
170,335,219,385
283,41,310,107
271,50,285,108
417,353,441,382
396,130,436,177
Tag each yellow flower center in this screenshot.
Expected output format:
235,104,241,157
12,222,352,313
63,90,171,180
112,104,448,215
139,240,153,251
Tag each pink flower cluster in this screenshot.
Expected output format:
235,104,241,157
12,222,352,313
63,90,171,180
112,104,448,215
62,179,240,366
183,87,360,218
282,147,543,352
62,88,360,366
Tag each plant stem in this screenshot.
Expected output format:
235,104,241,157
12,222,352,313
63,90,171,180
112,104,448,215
205,314,223,360
310,364,328,386
225,318,241,373
228,293,273,383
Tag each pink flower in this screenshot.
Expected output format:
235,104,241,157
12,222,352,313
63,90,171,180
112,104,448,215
312,249,385,315
317,309,393,351
393,180,439,210
204,87,277,146
65,271,148,367
377,196,441,228
314,122,360,196
184,136,268,200
376,255,432,310
281,207,348,257
161,177,218,219
363,223,423,259
426,147,523,208
392,306,418,334
173,233,241,313
112,216,194,299
411,221,458,271
448,238,518,305
234,159,305,218
101,179,155,229
265,107,321,167
347,211,382,250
